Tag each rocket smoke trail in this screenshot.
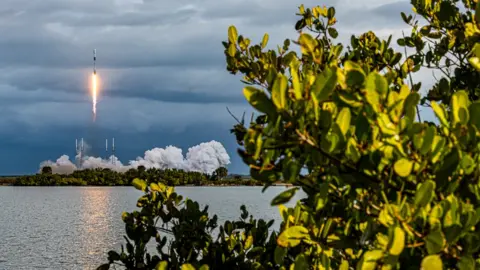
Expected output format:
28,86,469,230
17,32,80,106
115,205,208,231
92,49,97,122
39,140,231,175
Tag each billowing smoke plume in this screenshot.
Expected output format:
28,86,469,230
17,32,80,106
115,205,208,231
39,140,231,175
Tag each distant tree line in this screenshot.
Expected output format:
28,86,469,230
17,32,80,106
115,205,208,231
11,166,261,186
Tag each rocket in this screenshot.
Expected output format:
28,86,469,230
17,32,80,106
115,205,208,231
93,49,97,75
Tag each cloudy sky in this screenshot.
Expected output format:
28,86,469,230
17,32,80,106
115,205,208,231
0,0,438,175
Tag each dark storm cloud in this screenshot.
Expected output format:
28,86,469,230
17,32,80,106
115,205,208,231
371,1,412,18
104,88,243,104
0,27,225,69
0,0,430,175
53,6,198,27
1,66,244,104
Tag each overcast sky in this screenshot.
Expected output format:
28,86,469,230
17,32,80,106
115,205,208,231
0,0,438,175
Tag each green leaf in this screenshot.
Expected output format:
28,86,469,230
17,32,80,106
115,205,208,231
294,254,308,270
97,264,110,270
337,91,363,108
155,261,168,270
420,126,435,155
344,61,366,86
274,246,287,265
339,260,349,270
394,159,413,177
289,59,303,100
355,114,371,141
457,255,476,270
377,114,397,136
401,12,410,24
460,154,475,175
336,107,351,136
107,251,120,261
322,129,340,153
404,92,420,118
365,72,388,97
311,66,338,102
429,204,443,229
271,187,299,206
261,33,269,49
468,102,480,129
299,4,305,14
379,206,395,227
388,226,405,256
150,182,166,192
227,43,236,57
444,224,463,244
345,138,361,163
421,255,443,270
282,159,302,183
365,89,381,114
451,90,470,126
328,27,338,38
414,180,436,208
228,25,238,44
356,250,384,270
425,230,445,254
243,86,276,117
198,265,210,270
132,178,147,191
430,136,446,163
272,73,288,110
298,33,316,54
327,7,336,19
181,264,196,270
431,101,449,127
244,235,253,249
277,226,309,247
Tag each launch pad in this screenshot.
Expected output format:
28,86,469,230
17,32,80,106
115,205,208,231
75,138,116,168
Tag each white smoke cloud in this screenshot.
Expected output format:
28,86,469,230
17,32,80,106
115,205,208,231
39,140,231,175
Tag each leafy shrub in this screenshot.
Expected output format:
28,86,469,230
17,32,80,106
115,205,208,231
100,1,480,269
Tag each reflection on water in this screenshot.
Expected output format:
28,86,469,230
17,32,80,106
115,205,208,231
0,186,303,269
79,188,113,262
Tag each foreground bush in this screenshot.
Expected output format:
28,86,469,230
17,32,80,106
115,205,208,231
100,1,480,269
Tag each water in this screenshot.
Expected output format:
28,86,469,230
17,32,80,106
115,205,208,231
0,186,303,270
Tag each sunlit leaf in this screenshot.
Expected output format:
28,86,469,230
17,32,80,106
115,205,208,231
228,25,238,44
421,255,443,270
394,159,413,177
277,226,310,247
261,33,269,49
311,66,338,102
271,188,299,206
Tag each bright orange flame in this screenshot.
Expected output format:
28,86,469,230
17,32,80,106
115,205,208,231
92,73,97,121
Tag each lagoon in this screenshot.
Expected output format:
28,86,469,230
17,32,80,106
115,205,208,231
0,186,302,270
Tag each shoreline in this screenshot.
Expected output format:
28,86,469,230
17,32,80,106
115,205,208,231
0,183,294,187
0,170,295,188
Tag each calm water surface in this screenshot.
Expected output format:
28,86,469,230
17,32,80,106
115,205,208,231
0,186,303,270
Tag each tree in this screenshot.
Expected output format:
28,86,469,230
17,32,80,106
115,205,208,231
137,165,146,173
100,2,480,269
212,166,228,180
41,166,52,175
400,0,480,104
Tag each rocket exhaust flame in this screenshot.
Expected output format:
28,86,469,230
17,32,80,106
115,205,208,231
92,49,97,122
92,73,97,121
